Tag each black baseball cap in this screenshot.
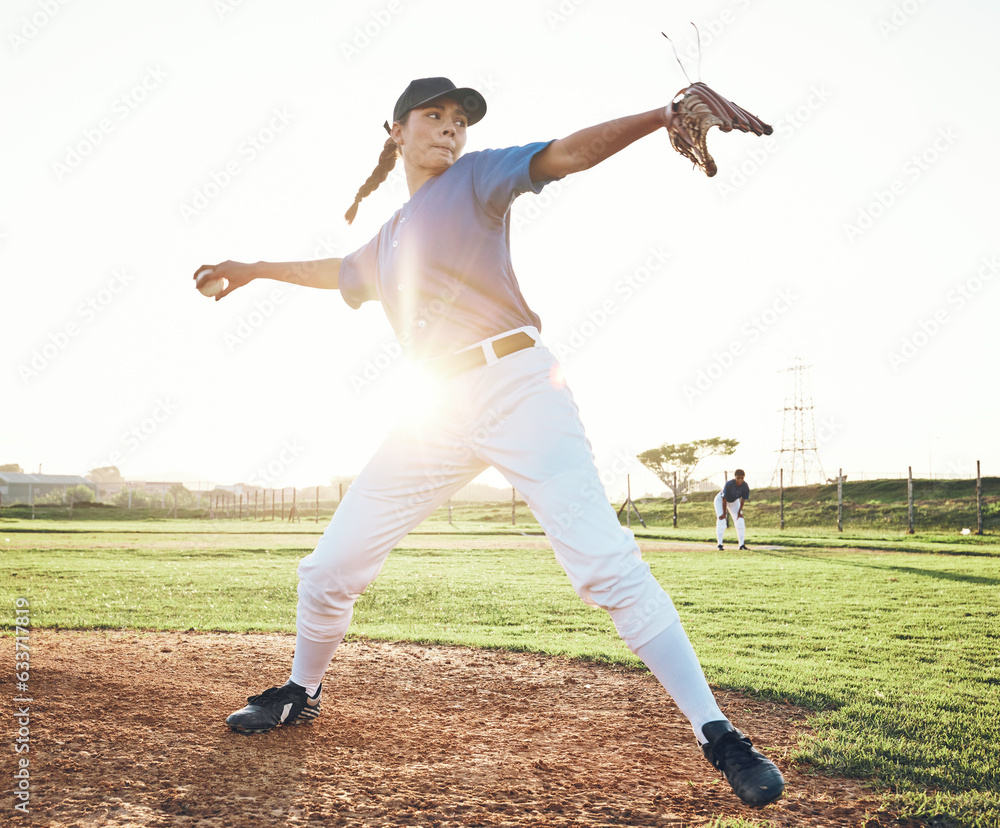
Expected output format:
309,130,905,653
391,77,487,126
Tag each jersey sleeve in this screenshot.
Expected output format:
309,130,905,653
470,141,557,218
338,232,380,309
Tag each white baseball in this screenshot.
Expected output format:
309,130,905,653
195,267,226,297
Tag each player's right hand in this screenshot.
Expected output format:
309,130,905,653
193,260,255,301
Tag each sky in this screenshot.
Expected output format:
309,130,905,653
3,0,998,496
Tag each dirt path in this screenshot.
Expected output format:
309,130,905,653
3,630,910,827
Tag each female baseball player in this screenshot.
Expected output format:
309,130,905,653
715,470,750,550
196,78,783,807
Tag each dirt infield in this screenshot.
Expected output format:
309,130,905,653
4,630,909,827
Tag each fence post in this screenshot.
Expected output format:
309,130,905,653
723,471,729,528
316,485,320,523
976,460,983,535
625,475,631,528
837,468,843,532
779,468,785,530
672,471,678,528
907,466,914,534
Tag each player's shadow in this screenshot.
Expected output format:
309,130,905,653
756,548,1000,587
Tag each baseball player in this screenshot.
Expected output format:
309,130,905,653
715,470,750,550
196,77,783,807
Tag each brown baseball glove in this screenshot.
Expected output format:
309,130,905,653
668,81,773,177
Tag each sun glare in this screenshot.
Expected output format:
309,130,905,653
389,359,450,427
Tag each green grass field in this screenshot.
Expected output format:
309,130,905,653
2,511,998,827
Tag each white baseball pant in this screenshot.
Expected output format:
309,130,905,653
291,337,724,739
714,493,745,546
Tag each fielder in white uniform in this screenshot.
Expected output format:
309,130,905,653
196,78,783,807
715,470,750,550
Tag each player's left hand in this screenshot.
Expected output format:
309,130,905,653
667,81,772,177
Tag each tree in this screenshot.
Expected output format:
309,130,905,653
35,484,94,505
112,488,151,508
89,466,123,483
169,483,198,510
0,463,23,472
68,484,95,503
637,437,739,499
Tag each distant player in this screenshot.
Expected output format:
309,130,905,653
715,470,749,550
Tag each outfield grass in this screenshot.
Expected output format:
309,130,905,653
1,517,998,827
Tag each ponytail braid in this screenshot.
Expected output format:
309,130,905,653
344,134,400,224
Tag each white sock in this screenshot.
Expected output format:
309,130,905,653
716,517,726,545
289,631,344,695
736,517,746,546
634,622,726,743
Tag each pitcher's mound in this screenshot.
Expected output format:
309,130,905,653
7,630,906,827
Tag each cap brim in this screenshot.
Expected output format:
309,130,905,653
409,87,487,126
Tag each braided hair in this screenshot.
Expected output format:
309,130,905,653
344,129,401,225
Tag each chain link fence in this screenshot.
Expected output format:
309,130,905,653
1,466,995,534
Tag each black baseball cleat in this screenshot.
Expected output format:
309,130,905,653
739,544,750,550
226,681,322,734
717,544,724,550
701,720,784,807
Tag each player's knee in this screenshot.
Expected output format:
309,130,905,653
296,598,353,642
604,586,681,651
572,555,654,610
297,554,371,612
